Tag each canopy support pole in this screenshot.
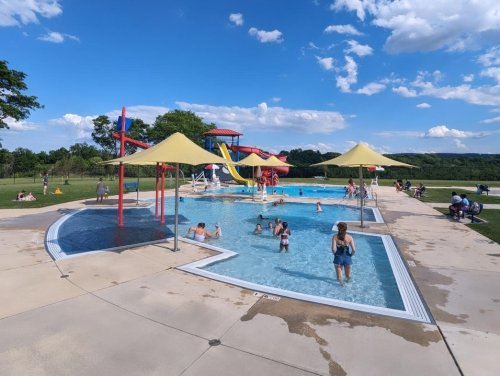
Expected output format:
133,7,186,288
117,107,126,227
360,165,364,228
160,163,165,224
173,163,180,252
155,163,159,217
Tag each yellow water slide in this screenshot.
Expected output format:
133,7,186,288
217,143,254,186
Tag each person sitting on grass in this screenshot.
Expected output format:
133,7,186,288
16,190,26,201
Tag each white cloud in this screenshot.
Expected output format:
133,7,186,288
356,82,385,95
270,97,281,103
453,139,467,149
416,102,431,109
324,24,363,36
481,116,500,124
392,86,417,97
176,101,347,134
0,0,62,27
345,40,373,57
229,13,243,26
336,56,358,93
4,117,37,131
248,27,284,43
51,113,96,139
462,74,474,82
330,1,375,22
478,46,500,67
480,67,500,84
316,56,334,71
37,31,79,43
105,105,169,124
331,0,500,53
345,140,390,154
262,142,336,154
424,125,486,138
49,105,168,140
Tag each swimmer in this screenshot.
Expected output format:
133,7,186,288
186,223,213,242
277,221,291,252
214,224,222,237
273,218,283,236
332,222,356,285
268,222,273,231
316,202,323,212
254,224,262,234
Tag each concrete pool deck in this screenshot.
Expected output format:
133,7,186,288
0,187,499,375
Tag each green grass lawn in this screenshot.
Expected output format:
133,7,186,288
435,208,500,244
0,177,177,209
410,188,500,205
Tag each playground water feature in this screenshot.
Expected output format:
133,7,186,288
46,197,430,322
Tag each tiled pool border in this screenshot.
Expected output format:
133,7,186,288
177,231,432,324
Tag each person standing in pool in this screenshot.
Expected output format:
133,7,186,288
277,221,291,252
332,222,356,285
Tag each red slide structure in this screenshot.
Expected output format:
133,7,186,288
227,144,289,186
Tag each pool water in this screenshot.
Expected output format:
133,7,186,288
212,184,346,199
172,197,403,310
48,208,174,258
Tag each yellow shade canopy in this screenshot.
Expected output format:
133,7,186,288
238,153,268,167
263,155,294,167
104,132,238,166
311,143,414,167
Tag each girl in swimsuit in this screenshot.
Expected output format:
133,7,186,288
332,222,356,285
186,223,213,242
278,222,291,252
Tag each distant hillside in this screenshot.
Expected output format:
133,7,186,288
282,149,500,181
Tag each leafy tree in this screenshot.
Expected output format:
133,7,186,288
148,110,215,146
91,115,116,155
0,60,43,129
70,142,100,160
12,147,37,174
48,147,70,164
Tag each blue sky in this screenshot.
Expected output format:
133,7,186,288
1,0,500,154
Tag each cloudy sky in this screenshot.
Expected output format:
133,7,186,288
1,0,500,154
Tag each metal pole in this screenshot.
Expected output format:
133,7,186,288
155,163,159,217
118,107,126,227
174,163,180,252
360,165,364,228
160,163,165,224
136,165,140,206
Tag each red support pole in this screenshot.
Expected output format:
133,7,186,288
155,163,159,217
118,107,126,227
160,163,165,224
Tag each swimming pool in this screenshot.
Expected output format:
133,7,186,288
173,197,429,322
45,197,430,323
212,184,346,199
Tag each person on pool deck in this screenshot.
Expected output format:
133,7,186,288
332,222,356,286
277,221,291,252
254,223,262,234
186,223,213,242
96,177,107,204
316,202,323,212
